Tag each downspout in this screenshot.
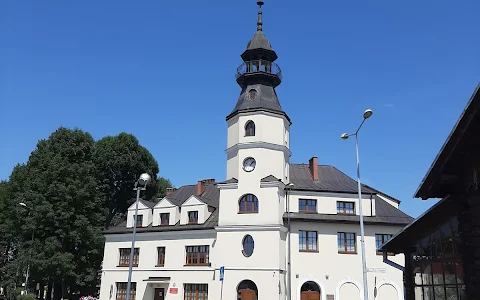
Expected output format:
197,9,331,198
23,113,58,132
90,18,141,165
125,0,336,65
370,194,373,216
286,187,292,300
382,251,405,272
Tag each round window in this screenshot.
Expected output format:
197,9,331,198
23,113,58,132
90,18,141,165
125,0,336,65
242,235,254,257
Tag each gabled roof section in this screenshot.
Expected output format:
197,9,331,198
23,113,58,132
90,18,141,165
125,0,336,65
362,184,401,204
261,175,280,182
128,198,157,210
285,196,413,226
415,83,480,199
154,197,175,208
217,178,238,184
163,183,219,208
289,164,375,194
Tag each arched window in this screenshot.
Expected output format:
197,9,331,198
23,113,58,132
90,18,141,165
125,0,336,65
245,121,255,136
239,194,259,213
301,281,321,300
242,235,254,257
237,280,258,300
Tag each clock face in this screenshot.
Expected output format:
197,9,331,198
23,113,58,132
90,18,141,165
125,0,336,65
243,157,256,172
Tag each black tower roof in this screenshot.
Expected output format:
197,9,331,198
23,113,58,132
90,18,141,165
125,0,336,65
227,1,290,123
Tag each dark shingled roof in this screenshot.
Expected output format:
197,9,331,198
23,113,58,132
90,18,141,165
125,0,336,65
284,196,413,226
246,30,273,51
139,199,157,209
106,165,412,234
227,84,288,121
217,178,238,184
289,164,375,194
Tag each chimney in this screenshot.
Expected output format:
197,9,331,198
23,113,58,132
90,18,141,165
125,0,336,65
309,156,319,181
166,187,177,196
196,178,215,196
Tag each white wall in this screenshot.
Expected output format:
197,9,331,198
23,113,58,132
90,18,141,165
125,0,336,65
152,204,179,226
127,207,153,228
288,191,376,217
100,231,218,300
180,196,211,225
289,222,405,300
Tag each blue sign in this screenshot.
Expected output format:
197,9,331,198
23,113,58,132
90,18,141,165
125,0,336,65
219,266,225,281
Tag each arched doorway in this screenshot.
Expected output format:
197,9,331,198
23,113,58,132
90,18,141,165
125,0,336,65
237,280,257,300
301,281,320,300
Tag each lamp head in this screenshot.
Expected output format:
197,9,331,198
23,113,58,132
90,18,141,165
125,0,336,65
137,173,152,187
363,109,373,119
341,133,349,140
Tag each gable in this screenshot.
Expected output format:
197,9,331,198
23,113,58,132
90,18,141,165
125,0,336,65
128,200,148,210
182,195,206,206
155,197,176,208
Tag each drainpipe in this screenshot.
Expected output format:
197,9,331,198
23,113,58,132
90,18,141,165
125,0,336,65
285,183,294,300
382,251,404,272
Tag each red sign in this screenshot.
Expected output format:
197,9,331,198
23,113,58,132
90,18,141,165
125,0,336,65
169,288,178,294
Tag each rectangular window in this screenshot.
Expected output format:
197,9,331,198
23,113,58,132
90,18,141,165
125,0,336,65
134,215,143,227
375,234,393,253
188,211,198,224
157,247,166,266
118,248,139,267
337,201,355,214
184,284,208,300
298,199,317,213
185,245,209,266
160,213,170,225
116,282,136,300
338,232,356,254
299,230,318,252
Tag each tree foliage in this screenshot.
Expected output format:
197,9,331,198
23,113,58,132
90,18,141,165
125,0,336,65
0,128,169,298
95,133,160,227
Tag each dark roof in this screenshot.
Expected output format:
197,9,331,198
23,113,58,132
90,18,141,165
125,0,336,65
381,194,460,253
246,30,273,51
362,184,401,204
284,196,413,226
164,183,219,208
415,83,480,199
227,84,289,122
105,210,219,234
289,164,375,194
261,175,280,182
217,178,238,184
139,199,157,209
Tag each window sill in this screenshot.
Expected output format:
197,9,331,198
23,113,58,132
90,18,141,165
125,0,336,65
160,223,169,226
336,213,356,216
238,211,259,214
299,250,319,253
338,251,357,255
299,210,317,214
184,263,211,267
117,264,138,267
156,264,165,267
188,222,198,225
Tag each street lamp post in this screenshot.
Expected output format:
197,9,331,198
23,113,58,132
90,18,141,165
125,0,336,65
18,202,35,295
125,173,151,300
341,109,373,300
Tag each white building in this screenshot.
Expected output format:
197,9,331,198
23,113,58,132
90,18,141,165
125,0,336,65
99,3,413,300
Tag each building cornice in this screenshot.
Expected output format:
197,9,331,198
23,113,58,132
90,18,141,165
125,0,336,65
215,224,287,233
226,142,292,157
216,182,238,190
260,181,285,189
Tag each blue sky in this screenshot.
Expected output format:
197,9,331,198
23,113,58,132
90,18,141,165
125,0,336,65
1,1,479,218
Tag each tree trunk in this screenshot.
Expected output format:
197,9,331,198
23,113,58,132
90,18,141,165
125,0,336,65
39,281,45,300
46,281,53,300
53,282,62,300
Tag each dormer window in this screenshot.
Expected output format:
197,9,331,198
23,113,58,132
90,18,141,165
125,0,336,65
160,213,170,225
337,201,355,215
188,211,198,224
134,215,143,227
245,121,255,136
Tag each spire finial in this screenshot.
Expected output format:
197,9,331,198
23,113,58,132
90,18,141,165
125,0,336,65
257,1,264,31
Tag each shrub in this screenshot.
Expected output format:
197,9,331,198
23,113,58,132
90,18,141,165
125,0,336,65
17,294,35,300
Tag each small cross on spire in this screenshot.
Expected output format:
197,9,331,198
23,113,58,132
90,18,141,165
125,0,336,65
257,1,264,31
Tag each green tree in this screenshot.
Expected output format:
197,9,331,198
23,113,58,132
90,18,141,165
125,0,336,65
95,133,159,227
156,177,173,198
8,128,105,299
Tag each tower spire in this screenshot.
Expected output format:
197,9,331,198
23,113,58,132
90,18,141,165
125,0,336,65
257,1,264,31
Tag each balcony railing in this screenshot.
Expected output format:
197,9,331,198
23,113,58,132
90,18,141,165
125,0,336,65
235,60,282,81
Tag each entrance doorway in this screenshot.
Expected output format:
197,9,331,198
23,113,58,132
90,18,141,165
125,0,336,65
237,280,258,300
300,281,320,300
154,288,165,300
